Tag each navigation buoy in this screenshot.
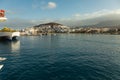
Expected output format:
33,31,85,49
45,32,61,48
0,9,7,22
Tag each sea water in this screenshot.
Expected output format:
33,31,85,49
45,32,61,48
0,34,120,80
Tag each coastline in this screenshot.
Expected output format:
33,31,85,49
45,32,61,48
20,32,120,36
19,22,120,36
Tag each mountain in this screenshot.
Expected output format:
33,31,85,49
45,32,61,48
1,13,120,29
34,22,63,27
94,20,120,27
25,22,70,33
63,14,120,28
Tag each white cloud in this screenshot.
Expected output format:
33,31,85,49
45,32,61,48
73,9,120,20
40,2,57,10
48,2,56,9
2,9,120,29
74,14,81,17
32,1,56,10
57,9,120,26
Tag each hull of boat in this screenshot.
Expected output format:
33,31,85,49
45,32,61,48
0,32,20,40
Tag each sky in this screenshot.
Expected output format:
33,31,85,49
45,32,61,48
1,0,120,28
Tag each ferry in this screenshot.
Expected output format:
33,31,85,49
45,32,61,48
0,10,20,40
0,31,20,40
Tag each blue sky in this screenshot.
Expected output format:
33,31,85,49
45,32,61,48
1,0,120,28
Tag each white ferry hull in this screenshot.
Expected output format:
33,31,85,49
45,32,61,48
0,32,20,40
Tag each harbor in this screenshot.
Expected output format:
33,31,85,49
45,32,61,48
1,0,120,79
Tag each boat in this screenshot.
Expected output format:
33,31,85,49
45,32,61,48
0,65,3,70
0,32,20,40
0,10,20,40
0,27,20,40
0,57,6,61
0,57,6,70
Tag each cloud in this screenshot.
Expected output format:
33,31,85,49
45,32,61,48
0,18,54,29
74,14,81,17
32,1,57,10
73,9,120,20
47,2,56,9
41,2,57,10
56,9,120,26
2,9,120,29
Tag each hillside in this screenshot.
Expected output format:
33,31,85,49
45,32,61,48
22,22,70,35
34,22,63,28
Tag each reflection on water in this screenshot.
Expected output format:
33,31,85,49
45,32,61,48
11,40,20,53
0,40,20,53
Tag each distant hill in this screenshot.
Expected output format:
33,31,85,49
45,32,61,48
94,20,120,27
34,22,63,28
80,20,120,28
26,22,70,33
66,14,120,28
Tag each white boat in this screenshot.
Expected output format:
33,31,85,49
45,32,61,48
0,32,20,40
0,65,3,70
0,57,6,70
0,57,6,61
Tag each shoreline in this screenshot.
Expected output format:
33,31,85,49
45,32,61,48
20,32,120,36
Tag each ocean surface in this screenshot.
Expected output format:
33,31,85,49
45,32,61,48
0,34,120,80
